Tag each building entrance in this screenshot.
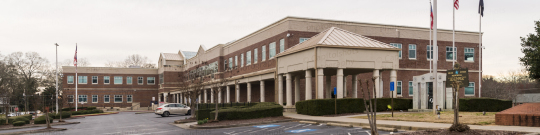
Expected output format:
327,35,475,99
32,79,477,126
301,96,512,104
427,82,433,109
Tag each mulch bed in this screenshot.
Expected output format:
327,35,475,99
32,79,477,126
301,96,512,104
199,116,290,127
397,129,525,135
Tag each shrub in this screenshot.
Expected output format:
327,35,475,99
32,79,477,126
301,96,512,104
296,98,366,116
370,98,413,112
459,98,512,112
196,109,214,121
13,117,30,124
13,121,25,126
209,102,283,121
52,112,72,119
34,115,54,124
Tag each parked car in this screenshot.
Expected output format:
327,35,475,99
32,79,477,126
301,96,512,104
155,103,191,117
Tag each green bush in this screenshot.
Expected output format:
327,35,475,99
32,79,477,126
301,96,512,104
52,112,72,119
34,115,54,124
296,98,366,116
459,98,512,112
370,98,413,112
61,106,97,112
195,109,214,121
13,117,30,124
87,106,97,110
209,102,283,121
13,121,25,126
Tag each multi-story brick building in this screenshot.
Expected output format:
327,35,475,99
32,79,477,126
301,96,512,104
63,17,483,110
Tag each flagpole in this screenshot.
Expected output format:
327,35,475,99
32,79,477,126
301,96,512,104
479,13,482,98
75,44,78,112
453,0,456,67
430,0,432,74
55,43,59,113
433,0,438,114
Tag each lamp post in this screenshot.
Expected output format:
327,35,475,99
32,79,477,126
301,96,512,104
55,43,59,113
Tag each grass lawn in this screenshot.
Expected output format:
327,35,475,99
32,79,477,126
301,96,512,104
350,111,497,125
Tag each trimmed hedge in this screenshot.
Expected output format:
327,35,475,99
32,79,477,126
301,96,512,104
61,106,97,111
34,115,54,124
13,117,30,124
195,109,214,121
370,98,413,112
71,109,104,116
0,114,33,125
209,102,283,121
13,121,25,126
52,112,72,119
296,98,365,116
196,102,259,110
459,98,512,112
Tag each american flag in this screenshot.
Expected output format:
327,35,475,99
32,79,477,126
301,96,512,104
430,4,433,30
454,0,459,10
74,44,77,67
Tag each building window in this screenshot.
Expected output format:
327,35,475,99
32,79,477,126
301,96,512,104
114,95,122,103
408,81,413,96
224,60,227,70
262,46,266,61
104,95,110,103
147,77,155,85
67,76,74,84
68,95,74,103
127,95,133,103
127,76,132,84
269,42,276,58
228,57,233,69
78,95,87,103
92,76,98,84
78,76,87,84
241,53,244,67
138,77,143,84
397,81,402,95
465,48,474,61
114,76,122,84
427,45,434,60
104,76,110,84
159,73,164,84
279,39,285,53
235,55,238,68
446,46,457,61
409,44,416,59
390,43,402,58
299,38,310,43
246,51,251,65
465,82,475,95
92,95,98,103
254,48,258,63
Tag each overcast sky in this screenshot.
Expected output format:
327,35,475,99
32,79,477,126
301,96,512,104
1,0,539,76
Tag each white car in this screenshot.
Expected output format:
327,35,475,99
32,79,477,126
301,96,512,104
155,103,191,117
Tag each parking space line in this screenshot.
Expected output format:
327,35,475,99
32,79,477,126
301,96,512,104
267,126,286,131
283,124,304,130
231,129,252,135
301,124,311,128
247,128,270,134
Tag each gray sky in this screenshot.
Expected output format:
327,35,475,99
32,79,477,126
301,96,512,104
1,0,539,76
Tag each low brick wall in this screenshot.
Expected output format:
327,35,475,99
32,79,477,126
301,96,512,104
495,103,540,127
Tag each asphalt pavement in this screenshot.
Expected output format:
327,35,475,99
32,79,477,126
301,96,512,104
0,112,400,135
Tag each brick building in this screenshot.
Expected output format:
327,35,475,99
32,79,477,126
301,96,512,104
63,17,483,110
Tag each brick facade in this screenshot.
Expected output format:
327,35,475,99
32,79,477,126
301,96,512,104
496,103,540,127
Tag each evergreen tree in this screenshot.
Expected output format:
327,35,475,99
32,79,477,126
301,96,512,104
519,20,540,80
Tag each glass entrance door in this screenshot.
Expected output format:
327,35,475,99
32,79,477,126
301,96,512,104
427,82,433,109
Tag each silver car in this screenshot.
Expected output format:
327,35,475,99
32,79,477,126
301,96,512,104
155,103,191,117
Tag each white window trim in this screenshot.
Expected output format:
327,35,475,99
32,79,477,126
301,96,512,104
91,76,98,84
104,76,110,84
446,46,457,62
138,77,144,85
246,51,251,66
299,38,310,43
397,81,403,96
262,46,266,62
77,76,87,84
464,47,475,62
78,95,87,103
465,82,475,96
127,76,132,85
390,43,402,59
114,76,123,85
408,81,413,97
127,95,133,103
241,53,244,67
253,49,258,64
68,95,74,103
408,44,417,60
269,42,276,59
67,76,74,84
114,95,123,103
92,95,98,103
147,77,155,85
427,45,436,61
104,95,110,103
279,38,285,53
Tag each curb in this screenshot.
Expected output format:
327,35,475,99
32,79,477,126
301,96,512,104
0,122,80,131
327,122,352,128
299,121,318,125
174,120,197,124
285,117,435,131
0,128,67,135
361,126,398,132
189,119,293,129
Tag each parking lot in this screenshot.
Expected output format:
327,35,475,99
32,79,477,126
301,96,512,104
13,112,399,135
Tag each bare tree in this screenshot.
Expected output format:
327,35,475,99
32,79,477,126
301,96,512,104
359,78,378,135
210,77,228,121
482,69,538,100
61,58,90,67
104,54,156,68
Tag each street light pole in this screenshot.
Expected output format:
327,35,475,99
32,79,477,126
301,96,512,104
55,43,59,113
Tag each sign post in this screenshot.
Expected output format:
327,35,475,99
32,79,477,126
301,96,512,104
446,65,469,126
390,82,395,117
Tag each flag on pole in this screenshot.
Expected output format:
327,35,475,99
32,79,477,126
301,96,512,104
479,0,484,16
74,45,78,66
454,0,459,10
430,4,434,30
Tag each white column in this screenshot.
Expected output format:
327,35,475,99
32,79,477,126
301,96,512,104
373,69,380,98
337,69,344,99
235,84,240,102
344,75,348,97
164,93,168,103
204,89,208,103
211,88,214,103
317,69,324,99
198,93,202,103
218,87,222,103
390,70,397,97
176,94,179,103
158,93,162,102
294,75,300,103
260,80,265,102
305,70,312,100
226,86,230,103
353,74,358,98
278,74,284,105
286,73,292,107
326,75,331,98
247,82,252,102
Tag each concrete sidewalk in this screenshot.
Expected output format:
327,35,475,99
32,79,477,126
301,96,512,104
284,112,540,133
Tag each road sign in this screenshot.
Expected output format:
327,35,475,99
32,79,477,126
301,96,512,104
254,125,280,128
15,107,18,111
287,129,317,133
390,82,395,91
333,87,336,95
446,69,469,87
